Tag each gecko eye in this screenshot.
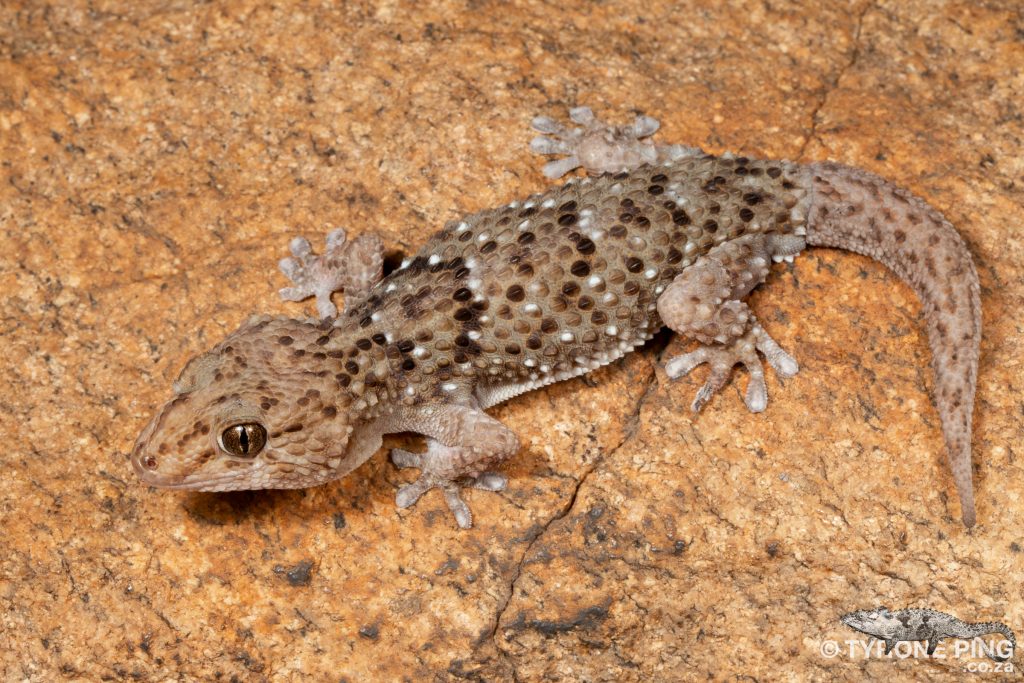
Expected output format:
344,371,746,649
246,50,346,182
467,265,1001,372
219,423,267,457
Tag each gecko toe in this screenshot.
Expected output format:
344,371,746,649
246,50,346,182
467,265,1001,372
277,228,384,318
390,449,424,469
443,486,474,529
528,106,664,178
667,325,798,414
470,472,507,492
391,452,507,529
395,479,432,510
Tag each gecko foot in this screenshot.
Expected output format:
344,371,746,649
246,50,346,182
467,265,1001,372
529,106,664,179
278,228,384,319
665,324,799,413
391,448,507,529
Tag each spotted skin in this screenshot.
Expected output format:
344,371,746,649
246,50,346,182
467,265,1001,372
841,607,1014,661
131,107,983,529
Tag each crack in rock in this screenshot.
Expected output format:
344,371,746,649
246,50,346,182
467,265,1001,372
800,1,874,158
483,361,664,673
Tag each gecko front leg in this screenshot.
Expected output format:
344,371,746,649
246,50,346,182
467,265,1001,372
278,227,384,318
658,233,805,412
530,105,699,178
390,402,519,528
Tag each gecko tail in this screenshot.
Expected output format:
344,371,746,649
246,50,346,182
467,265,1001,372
803,161,982,527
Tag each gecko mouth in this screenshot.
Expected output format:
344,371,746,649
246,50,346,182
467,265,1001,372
130,446,263,491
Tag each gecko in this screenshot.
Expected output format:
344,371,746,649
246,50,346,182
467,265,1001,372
130,106,982,529
841,607,1015,660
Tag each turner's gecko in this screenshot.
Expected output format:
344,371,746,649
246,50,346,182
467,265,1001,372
131,106,982,529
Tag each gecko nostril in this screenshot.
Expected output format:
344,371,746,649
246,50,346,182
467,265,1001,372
143,456,158,470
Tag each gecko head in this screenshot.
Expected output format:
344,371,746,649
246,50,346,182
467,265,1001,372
131,315,355,492
840,607,893,634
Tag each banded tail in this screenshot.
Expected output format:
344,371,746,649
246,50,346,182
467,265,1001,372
805,162,982,526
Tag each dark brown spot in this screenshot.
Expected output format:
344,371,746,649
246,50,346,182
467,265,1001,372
591,310,608,324
526,334,542,350
672,210,690,226
739,208,754,222
576,238,595,255
481,240,497,254
518,231,535,244
506,284,525,302
703,220,718,233
505,343,521,355
453,307,473,322
625,257,643,273
356,338,372,351
401,359,416,371
453,287,472,301
558,213,577,226
278,336,293,346
666,247,683,264
577,296,594,310
540,318,558,333
894,230,906,243
570,260,590,277
648,185,664,195
767,167,782,178
562,282,580,296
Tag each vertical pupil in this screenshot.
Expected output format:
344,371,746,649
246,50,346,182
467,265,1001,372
238,427,249,453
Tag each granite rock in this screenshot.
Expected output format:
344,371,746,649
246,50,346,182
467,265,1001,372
2,0,1022,680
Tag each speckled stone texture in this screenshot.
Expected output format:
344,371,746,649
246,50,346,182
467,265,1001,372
1,1,1022,680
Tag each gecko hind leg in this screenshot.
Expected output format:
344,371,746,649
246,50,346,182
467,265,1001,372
658,233,804,413
529,106,699,179
390,404,519,529
278,228,384,319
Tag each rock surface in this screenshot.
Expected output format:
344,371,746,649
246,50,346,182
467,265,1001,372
2,0,1022,680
